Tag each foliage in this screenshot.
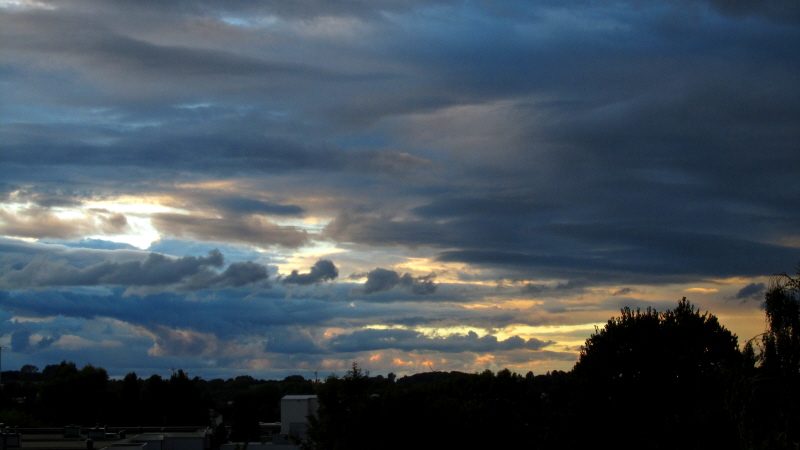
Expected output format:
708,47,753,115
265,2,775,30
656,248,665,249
762,272,800,377
733,270,800,449
572,298,741,449
304,363,375,450
4,284,800,450
38,361,110,426
304,364,568,450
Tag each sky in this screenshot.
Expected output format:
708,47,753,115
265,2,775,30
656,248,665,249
0,0,798,380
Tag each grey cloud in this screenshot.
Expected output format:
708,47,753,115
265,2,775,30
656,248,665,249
152,213,311,249
283,259,338,285
329,328,553,353
401,273,437,295
521,279,590,296
735,282,766,300
0,207,130,240
0,10,361,84
362,268,401,294
265,330,325,354
7,188,84,208
0,248,268,290
209,197,304,216
0,284,524,342
0,250,220,288
1,119,433,182
357,268,437,295
213,261,270,287
436,227,800,284
185,260,270,289
146,324,221,357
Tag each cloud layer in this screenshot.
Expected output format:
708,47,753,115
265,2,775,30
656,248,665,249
0,0,797,378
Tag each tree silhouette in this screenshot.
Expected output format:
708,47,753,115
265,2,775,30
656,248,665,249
762,272,800,378
736,271,800,449
304,363,375,450
572,299,741,449
38,361,109,426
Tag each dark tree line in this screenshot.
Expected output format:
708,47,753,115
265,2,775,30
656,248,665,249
1,268,798,449
304,270,800,450
0,364,314,441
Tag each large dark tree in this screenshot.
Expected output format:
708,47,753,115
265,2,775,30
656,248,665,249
304,363,374,450
762,272,800,378
571,299,741,449
38,361,110,426
736,271,800,449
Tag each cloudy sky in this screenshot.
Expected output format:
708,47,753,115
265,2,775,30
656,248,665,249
1,0,798,380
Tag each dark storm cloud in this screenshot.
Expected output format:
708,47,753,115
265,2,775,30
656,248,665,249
283,260,339,285
359,268,401,294
322,16,800,282
521,279,590,296
0,120,433,186
8,188,84,208
329,329,553,353
0,283,529,345
0,248,269,290
265,330,325,355
356,268,438,295
186,261,271,289
401,273,436,295
427,219,800,284
208,198,304,216
0,9,365,84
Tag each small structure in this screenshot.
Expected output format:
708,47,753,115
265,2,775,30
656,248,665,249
257,423,280,443
221,395,318,450
87,426,107,440
277,395,317,443
1,427,21,448
63,425,82,438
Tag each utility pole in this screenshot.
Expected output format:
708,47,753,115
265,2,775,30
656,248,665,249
0,346,3,387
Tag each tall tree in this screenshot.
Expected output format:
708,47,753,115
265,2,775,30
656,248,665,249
572,299,741,449
762,272,800,378
739,271,800,449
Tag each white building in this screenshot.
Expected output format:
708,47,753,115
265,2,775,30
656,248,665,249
279,395,318,439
